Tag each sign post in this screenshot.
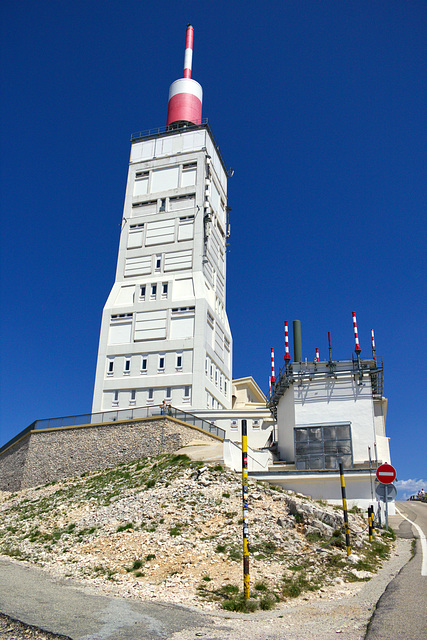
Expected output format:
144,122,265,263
376,464,397,531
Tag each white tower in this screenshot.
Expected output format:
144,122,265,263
92,26,232,414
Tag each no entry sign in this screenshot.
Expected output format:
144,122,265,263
376,463,396,484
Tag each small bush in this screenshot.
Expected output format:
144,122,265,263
132,559,143,570
116,523,133,533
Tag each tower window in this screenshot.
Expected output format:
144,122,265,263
107,360,114,375
162,282,168,298
113,391,119,406
165,387,172,400
176,353,182,370
183,386,191,401
139,285,146,300
141,357,147,373
150,284,157,299
147,388,154,402
130,389,136,406
155,255,162,271
158,355,165,371
124,358,131,374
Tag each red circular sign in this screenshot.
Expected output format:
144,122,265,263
376,463,396,484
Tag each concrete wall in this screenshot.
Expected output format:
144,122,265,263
0,416,221,492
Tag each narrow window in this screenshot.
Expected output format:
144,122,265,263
148,388,154,402
162,282,168,298
176,353,182,369
155,254,162,271
130,389,136,406
224,380,228,396
159,198,166,212
151,284,157,299
139,285,146,300
159,355,165,370
141,357,147,373
124,358,131,374
165,387,172,400
113,391,119,406
107,360,114,375
210,364,213,379
183,385,191,400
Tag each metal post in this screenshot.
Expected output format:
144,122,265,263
368,506,373,543
241,419,250,599
385,485,389,531
339,462,351,556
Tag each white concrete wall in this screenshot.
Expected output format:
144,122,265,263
92,127,232,414
223,440,273,472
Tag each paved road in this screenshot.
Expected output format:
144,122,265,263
0,559,222,640
365,501,427,640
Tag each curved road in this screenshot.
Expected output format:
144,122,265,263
365,501,427,640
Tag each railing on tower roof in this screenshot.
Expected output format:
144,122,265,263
267,356,384,412
130,119,231,177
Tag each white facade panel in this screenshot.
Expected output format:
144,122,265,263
124,255,151,276
170,316,195,339
145,220,175,245
133,177,148,197
108,322,132,344
173,278,194,300
181,168,197,187
151,166,179,193
178,219,194,241
134,310,167,341
114,286,134,306
127,228,144,249
164,250,192,271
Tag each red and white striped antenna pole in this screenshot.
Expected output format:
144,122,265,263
284,321,291,364
371,329,376,362
315,348,319,363
166,24,203,127
183,24,194,78
352,312,362,355
328,331,332,361
271,348,275,383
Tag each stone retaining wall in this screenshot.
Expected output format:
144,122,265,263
0,417,222,491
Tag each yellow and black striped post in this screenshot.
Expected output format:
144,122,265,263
339,462,351,556
368,506,373,543
241,419,250,599
370,504,375,539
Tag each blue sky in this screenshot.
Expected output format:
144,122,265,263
1,1,426,499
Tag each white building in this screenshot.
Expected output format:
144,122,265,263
250,357,393,510
92,27,232,414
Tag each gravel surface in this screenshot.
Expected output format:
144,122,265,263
0,613,72,639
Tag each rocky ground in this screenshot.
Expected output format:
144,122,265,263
0,453,397,638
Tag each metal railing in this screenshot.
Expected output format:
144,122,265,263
0,405,225,455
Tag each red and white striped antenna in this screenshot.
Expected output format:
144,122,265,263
271,348,276,383
284,321,291,362
166,25,203,128
371,329,376,362
352,312,361,354
315,348,319,362
268,376,272,396
183,25,194,78
328,331,332,361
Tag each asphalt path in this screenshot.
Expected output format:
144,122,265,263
365,501,427,640
0,559,222,640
